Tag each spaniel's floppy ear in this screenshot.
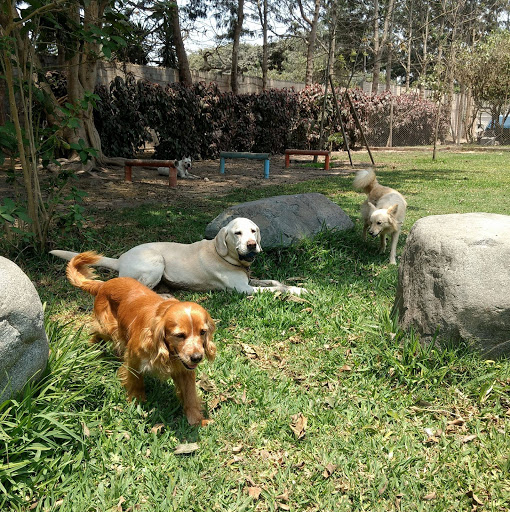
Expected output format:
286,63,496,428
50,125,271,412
214,226,229,257
147,301,176,361
147,315,169,363
204,313,217,361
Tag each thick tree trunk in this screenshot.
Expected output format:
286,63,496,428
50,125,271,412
231,0,244,94
63,0,124,170
170,3,193,86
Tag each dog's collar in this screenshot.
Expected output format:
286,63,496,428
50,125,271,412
224,257,248,271
218,253,250,273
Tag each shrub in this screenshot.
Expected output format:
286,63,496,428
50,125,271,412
92,79,446,157
94,74,150,158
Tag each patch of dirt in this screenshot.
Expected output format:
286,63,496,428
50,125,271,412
69,152,360,209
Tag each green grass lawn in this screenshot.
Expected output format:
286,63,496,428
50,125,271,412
2,150,510,511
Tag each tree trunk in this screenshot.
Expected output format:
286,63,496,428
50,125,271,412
298,0,322,86
419,5,429,99
405,20,412,90
371,0,380,94
385,43,392,91
170,3,193,86
260,0,268,91
372,0,395,95
63,0,124,170
231,0,245,94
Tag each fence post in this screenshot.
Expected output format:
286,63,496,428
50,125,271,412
387,98,394,147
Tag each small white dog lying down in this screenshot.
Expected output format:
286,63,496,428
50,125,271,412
353,168,407,264
158,156,198,179
50,217,306,295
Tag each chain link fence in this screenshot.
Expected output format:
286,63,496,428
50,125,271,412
359,82,510,148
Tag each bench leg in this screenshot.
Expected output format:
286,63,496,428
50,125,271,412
264,159,270,179
324,154,330,170
168,166,177,187
285,153,290,168
220,157,225,174
125,165,132,182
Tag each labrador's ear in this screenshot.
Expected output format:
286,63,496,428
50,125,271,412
214,226,229,257
255,226,262,251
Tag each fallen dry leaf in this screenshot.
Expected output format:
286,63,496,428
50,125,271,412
82,422,90,437
197,374,216,392
323,463,337,478
276,489,290,501
290,413,308,439
467,490,483,505
258,449,271,459
284,295,312,305
422,492,437,501
324,396,336,409
339,364,352,373
247,486,262,500
460,434,477,444
448,417,466,426
116,496,126,511
278,504,290,510
232,445,243,453
208,395,227,411
240,343,259,359
174,442,199,455
378,479,388,495
150,423,165,434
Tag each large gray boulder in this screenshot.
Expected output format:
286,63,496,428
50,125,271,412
205,193,354,248
0,256,49,400
394,213,510,358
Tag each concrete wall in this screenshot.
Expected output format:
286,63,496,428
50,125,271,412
96,61,306,93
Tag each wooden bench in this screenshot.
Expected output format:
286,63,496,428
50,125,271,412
219,151,270,179
124,159,178,187
285,149,331,170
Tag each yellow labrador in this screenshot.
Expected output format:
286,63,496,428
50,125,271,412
51,217,306,295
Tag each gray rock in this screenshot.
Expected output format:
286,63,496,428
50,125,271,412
394,213,510,358
205,193,354,248
0,256,49,400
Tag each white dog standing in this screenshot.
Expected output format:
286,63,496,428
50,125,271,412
158,156,198,179
353,168,407,265
50,218,306,295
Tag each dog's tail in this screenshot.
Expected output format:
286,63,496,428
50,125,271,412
66,251,105,296
51,249,120,271
353,168,378,194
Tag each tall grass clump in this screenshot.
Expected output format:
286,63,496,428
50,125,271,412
0,315,109,509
